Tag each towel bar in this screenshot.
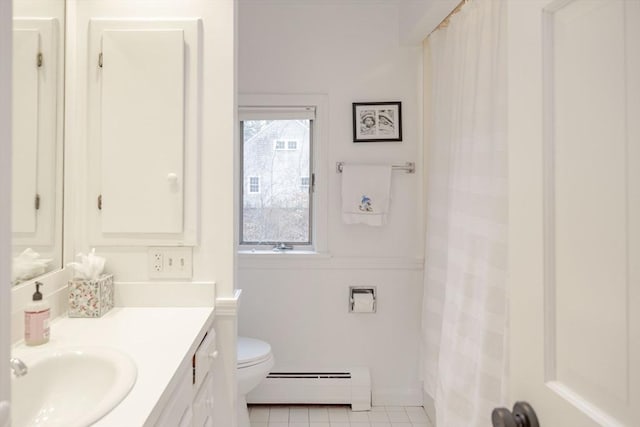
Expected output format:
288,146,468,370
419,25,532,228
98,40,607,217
336,162,415,174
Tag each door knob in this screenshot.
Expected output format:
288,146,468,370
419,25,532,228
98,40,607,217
492,401,539,427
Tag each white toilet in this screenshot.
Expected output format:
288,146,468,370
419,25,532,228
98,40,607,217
237,336,274,427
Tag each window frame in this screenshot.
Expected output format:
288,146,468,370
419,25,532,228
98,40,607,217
238,94,328,254
239,110,314,249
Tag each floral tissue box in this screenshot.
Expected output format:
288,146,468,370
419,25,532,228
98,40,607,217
68,274,114,318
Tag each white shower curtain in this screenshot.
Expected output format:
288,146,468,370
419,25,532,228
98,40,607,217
421,0,508,426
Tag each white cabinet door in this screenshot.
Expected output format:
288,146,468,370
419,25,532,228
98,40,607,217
12,28,39,234
193,374,215,427
100,29,184,234
508,0,639,425
87,19,201,246
12,18,60,248
154,365,192,427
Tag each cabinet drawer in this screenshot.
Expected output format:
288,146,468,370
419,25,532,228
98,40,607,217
194,329,217,391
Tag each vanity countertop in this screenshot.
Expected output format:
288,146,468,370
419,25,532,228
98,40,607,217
11,306,215,427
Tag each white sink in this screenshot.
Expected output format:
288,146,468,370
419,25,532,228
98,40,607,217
11,347,137,427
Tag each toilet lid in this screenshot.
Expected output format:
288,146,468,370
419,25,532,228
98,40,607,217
237,337,272,368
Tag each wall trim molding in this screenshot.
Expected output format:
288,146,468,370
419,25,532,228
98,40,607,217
238,255,424,271
216,289,242,317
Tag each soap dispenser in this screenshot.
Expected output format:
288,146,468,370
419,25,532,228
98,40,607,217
24,281,50,346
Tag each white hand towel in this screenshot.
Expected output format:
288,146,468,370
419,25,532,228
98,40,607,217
341,164,392,226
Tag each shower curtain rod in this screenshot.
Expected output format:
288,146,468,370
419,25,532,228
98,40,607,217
430,0,469,35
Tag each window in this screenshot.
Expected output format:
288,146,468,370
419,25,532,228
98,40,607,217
240,106,315,247
248,176,260,193
274,140,298,151
300,176,310,191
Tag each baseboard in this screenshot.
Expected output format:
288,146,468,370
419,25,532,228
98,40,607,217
371,387,423,407
423,389,436,426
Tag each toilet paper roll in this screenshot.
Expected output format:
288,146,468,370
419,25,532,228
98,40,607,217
352,292,375,313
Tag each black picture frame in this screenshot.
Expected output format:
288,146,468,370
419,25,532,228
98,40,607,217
352,101,402,142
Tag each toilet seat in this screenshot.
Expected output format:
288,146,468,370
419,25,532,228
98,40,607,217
237,337,272,369
236,336,274,427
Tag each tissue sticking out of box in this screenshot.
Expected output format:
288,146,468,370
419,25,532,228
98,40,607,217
67,248,106,280
12,248,52,285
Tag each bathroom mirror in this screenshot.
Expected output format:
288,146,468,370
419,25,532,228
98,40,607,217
11,0,65,285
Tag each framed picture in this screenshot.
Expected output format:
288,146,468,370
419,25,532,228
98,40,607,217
352,101,402,142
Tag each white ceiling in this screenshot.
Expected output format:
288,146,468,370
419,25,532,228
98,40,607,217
238,0,455,45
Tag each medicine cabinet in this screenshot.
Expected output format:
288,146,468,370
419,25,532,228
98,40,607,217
11,8,203,288
86,19,201,246
11,0,65,284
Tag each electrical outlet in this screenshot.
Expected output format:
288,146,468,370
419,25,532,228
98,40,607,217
153,252,163,272
148,247,193,279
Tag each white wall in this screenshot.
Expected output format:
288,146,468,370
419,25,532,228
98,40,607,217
66,0,236,299
398,0,459,45
238,0,425,405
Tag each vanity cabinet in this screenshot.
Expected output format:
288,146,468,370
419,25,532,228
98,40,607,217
154,328,217,427
154,363,194,427
192,329,217,427
11,306,218,427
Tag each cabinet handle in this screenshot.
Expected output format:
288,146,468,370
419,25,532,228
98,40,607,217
208,350,219,359
167,173,179,184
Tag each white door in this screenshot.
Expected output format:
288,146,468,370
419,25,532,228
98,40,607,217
0,2,12,425
508,0,639,426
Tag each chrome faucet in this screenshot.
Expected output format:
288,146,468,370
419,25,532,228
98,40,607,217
10,358,28,377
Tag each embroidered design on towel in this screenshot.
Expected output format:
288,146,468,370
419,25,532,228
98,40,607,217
359,195,373,212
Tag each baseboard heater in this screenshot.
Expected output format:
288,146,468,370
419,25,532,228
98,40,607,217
247,367,371,411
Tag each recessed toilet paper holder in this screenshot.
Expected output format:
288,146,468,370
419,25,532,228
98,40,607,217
349,286,377,313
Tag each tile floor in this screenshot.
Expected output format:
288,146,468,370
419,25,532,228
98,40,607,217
248,405,434,427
